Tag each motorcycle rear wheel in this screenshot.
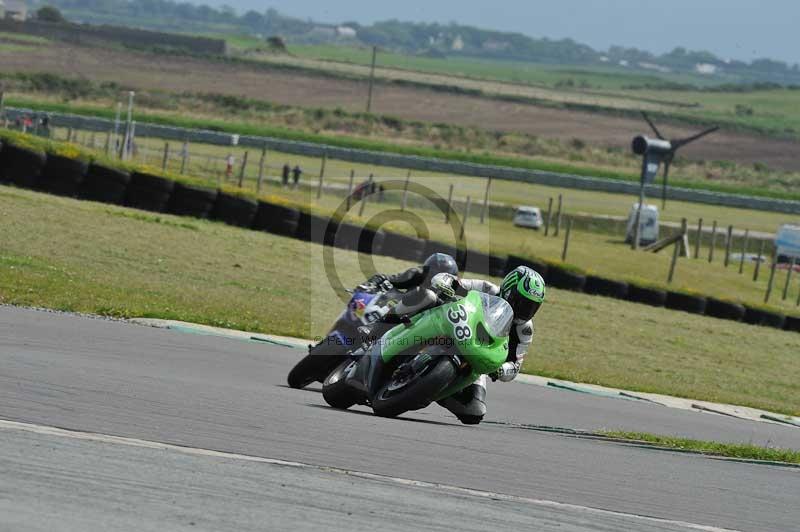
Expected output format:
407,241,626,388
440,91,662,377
287,342,348,389
372,356,457,419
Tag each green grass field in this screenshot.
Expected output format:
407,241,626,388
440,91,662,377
12,125,799,317
1,185,798,415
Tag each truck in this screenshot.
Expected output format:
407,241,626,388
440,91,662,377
776,224,800,263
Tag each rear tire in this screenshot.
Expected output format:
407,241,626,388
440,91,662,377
322,361,361,410
287,342,348,389
372,356,457,419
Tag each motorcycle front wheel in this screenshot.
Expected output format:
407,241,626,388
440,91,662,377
372,356,457,419
322,360,362,410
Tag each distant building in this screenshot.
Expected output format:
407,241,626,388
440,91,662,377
336,26,356,38
482,39,510,52
451,35,464,51
695,63,718,75
4,0,25,20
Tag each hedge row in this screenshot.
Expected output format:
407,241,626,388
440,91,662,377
1,138,798,335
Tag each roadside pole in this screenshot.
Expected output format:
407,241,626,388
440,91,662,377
180,141,189,174
632,183,645,250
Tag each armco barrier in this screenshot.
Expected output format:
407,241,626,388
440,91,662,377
1,138,798,334
7,106,800,215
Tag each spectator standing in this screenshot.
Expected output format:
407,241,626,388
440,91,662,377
282,163,290,187
226,154,235,179
292,165,302,189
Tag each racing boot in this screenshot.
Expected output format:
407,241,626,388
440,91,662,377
438,375,487,425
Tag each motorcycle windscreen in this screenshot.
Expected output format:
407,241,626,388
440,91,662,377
478,293,513,338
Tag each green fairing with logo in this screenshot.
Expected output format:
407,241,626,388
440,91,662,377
378,290,509,401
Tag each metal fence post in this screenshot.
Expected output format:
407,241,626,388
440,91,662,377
459,196,471,240
723,225,733,267
238,151,249,188
739,229,749,274
544,197,553,236
694,218,703,259
561,217,572,261
554,194,563,237
668,218,687,284
358,175,373,217
257,145,267,194
445,183,454,223
161,142,170,171
708,221,717,263
346,170,355,211
783,258,796,301
753,239,766,282
765,250,778,303
401,171,411,212
480,177,492,224
180,141,189,175
316,153,327,199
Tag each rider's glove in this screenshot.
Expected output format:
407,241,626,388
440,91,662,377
430,272,457,299
368,274,389,286
489,362,519,382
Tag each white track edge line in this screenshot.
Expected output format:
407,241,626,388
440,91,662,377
0,418,739,532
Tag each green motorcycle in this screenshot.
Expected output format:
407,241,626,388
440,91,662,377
322,290,513,419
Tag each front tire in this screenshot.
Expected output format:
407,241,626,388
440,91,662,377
322,361,361,410
287,341,348,389
372,356,457,419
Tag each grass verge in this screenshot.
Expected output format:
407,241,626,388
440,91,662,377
600,431,800,464
0,186,799,415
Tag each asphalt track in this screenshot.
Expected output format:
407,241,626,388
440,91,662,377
1,306,798,531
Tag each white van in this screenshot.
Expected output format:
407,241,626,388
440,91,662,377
625,203,659,246
776,224,800,263
513,206,543,230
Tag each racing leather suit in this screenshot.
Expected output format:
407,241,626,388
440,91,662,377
437,278,534,424
371,272,534,425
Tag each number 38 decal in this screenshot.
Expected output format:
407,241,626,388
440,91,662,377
447,304,472,340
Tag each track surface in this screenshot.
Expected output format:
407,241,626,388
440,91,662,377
1,306,798,531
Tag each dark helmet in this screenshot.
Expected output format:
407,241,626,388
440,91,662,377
499,266,546,322
422,253,459,286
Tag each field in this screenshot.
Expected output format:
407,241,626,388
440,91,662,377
270,43,800,140
1,185,798,415
2,41,800,177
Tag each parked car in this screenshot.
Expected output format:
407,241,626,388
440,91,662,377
625,203,659,246
513,206,543,230
776,224,800,263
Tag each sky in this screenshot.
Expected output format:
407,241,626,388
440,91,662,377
203,0,798,65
